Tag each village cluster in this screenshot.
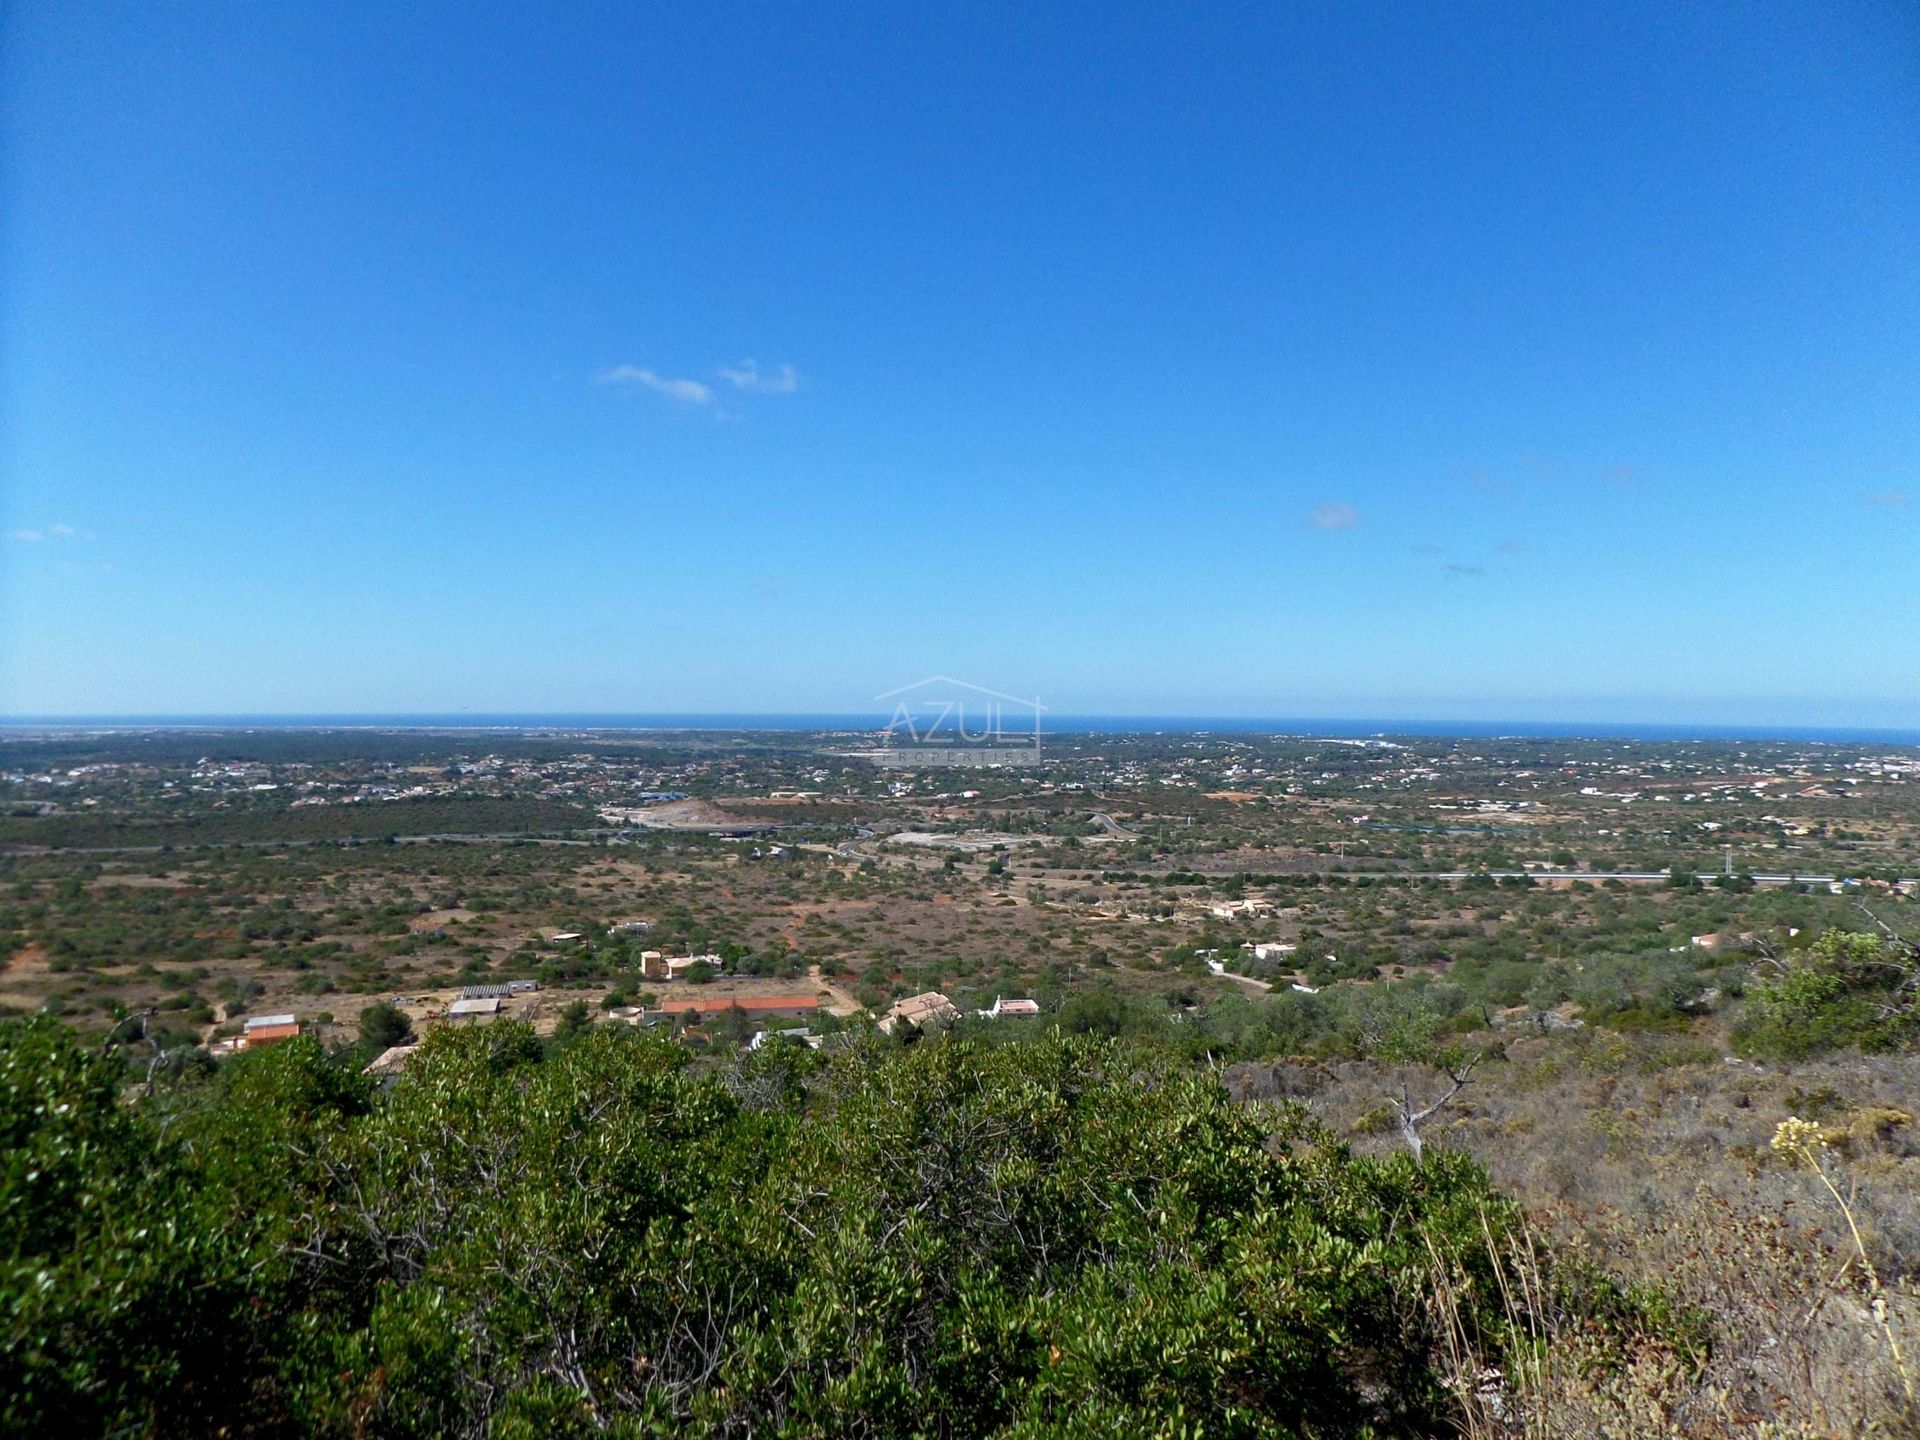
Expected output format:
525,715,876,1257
212,913,1048,1081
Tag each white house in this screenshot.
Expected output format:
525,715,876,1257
978,996,1040,1018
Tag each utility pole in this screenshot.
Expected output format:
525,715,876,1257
1725,845,1734,878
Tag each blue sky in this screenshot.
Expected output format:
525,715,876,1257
3,1,1916,724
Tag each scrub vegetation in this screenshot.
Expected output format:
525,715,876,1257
3,727,1916,1434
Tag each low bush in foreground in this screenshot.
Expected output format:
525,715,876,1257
0,1019,1702,1438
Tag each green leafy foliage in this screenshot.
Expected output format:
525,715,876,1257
0,1018,263,1434
1736,929,1919,1058
0,1018,1583,1437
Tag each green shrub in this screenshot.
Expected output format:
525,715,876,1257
0,1019,1633,1437
0,1018,261,1435
1736,930,1918,1059
358,1001,414,1050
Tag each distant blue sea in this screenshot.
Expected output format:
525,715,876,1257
5,713,1918,746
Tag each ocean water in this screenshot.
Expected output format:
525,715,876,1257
5,713,1918,746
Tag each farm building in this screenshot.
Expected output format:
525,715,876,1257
241,1014,301,1048
640,951,724,983
979,997,1040,1018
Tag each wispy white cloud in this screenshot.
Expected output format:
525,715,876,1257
1443,562,1487,577
719,360,800,395
596,365,715,406
1494,538,1527,555
1864,490,1912,509
1308,502,1357,531
597,357,803,409
8,522,94,543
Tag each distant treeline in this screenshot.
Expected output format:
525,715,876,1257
0,729,819,769
0,796,599,850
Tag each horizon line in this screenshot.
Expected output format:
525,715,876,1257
2,710,1917,745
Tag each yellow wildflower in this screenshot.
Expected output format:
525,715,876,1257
1770,1116,1825,1156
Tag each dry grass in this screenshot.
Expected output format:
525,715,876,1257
1237,1039,1920,1435
1416,1193,1918,1437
